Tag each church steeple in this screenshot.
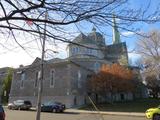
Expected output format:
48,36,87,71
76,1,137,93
92,27,96,32
112,14,121,44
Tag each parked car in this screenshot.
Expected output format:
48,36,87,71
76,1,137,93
0,105,5,120
145,105,160,120
41,101,65,113
8,100,32,110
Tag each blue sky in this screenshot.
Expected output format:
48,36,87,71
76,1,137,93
0,0,160,68
73,0,160,64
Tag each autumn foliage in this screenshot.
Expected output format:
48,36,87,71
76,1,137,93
88,63,134,95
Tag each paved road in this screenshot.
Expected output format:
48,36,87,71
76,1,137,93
5,109,147,120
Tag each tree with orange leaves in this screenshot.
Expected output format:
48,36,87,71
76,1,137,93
87,63,134,102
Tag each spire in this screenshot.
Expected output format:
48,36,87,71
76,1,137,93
112,14,121,44
92,27,96,32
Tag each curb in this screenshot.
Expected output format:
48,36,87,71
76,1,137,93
65,109,145,117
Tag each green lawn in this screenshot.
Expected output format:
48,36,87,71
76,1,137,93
79,98,160,113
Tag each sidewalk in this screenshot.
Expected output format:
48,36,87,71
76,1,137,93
65,109,145,117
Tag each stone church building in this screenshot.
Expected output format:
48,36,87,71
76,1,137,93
9,18,141,107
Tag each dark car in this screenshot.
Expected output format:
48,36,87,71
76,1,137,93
41,101,65,113
0,105,5,120
8,100,32,110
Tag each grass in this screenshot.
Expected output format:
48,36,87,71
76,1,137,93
79,98,160,113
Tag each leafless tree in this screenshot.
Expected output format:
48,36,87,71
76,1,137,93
136,29,160,98
136,30,160,76
0,0,160,49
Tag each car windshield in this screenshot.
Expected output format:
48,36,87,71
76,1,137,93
43,101,61,106
54,102,62,105
14,100,24,104
43,101,53,106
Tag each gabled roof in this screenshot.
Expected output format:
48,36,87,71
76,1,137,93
31,57,41,65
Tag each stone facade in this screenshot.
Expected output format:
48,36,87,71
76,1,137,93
9,57,109,107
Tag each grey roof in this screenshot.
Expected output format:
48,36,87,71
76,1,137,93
69,31,105,46
88,31,103,39
71,33,97,44
88,31,105,46
47,58,64,63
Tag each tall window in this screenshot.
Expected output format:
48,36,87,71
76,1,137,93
35,71,41,88
50,69,55,87
20,72,25,88
94,62,100,72
78,70,82,88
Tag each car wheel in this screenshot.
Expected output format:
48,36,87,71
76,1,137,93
52,109,57,113
153,114,160,120
60,110,64,113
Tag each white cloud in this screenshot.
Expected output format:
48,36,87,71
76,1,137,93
0,51,35,68
121,31,135,36
0,41,68,68
128,53,141,62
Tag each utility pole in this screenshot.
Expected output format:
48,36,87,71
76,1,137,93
36,11,47,120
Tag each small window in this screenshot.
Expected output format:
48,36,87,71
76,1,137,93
72,47,79,54
86,48,92,54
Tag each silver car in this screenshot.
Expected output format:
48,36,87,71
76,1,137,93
8,100,32,110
